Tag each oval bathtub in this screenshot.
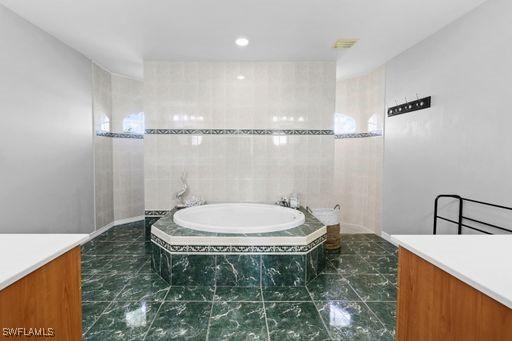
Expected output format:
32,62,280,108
173,203,305,234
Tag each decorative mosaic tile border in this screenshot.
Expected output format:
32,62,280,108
334,131,383,139
145,210,169,217
151,233,326,254
145,129,334,135
96,131,144,139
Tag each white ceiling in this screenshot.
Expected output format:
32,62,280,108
1,0,487,79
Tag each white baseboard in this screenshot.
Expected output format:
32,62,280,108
84,222,115,244
340,223,375,234
84,215,145,244
380,231,398,246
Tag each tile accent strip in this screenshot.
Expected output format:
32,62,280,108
334,131,383,139
145,129,334,135
151,233,327,254
145,210,170,217
96,131,144,139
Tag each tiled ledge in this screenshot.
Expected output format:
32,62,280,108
142,129,383,138
145,129,334,135
334,131,383,139
96,131,144,139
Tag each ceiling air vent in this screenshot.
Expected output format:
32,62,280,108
333,39,358,49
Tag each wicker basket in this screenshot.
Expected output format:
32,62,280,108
310,205,341,252
325,224,341,251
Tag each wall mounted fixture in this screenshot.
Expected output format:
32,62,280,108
387,96,431,117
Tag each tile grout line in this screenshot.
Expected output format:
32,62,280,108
305,285,333,341
82,300,115,336
342,274,390,333
141,300,166,341
205,286,217,341
260,286,271,341
140,252,172,340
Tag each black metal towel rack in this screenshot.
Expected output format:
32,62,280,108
433,194,512,235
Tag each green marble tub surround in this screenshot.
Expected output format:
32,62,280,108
262,254,306,286
151,242,327,287
216,254,261,286
170,254,216,286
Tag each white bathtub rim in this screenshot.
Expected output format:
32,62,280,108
173,203,305,234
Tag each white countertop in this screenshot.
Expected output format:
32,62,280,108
392,235,512,309
0,234,88,291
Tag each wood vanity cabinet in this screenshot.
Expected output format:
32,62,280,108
0,247,82,340
396,247,512,341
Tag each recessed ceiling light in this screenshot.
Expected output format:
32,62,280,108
235,37,249,47
236,75,245,80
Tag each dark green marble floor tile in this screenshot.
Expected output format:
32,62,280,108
98,256,149,274
81,256,112,276
214,286,262,302
340,234,371,242
165,286,215,302
95,226,145,242
208,302,267,340
315,300,390,340
320,260,339,274
346,274,397,302
265,302,330,340
216,254,261,286
366,301,397,331
346,241,389,256
337,242,358,255
145,302,211,339
84,301,159,340
384,273,397,286
262,286,311,302
82,273,130,302
372,240,398,253
82,301,111,334
171,254,216,286
136,258,153,274
360,234,384,242
116,273,170,303
361,255,398,274
307,274,359,301
116,241,152,256
82,241,116,255
328,255,376,275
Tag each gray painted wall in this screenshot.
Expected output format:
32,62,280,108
0,5,95,233
383,0,512,235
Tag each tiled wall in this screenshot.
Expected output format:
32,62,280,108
334,66,385,233
93,64,114,229
93,66,144,228
144,61,336,210
112,75,145,221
